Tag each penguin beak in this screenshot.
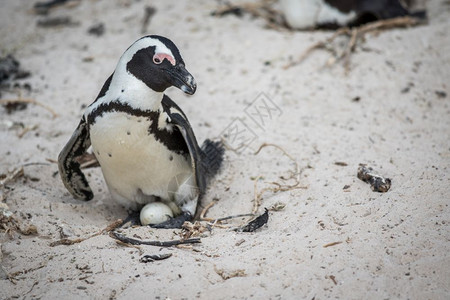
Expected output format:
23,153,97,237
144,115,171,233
169,64,197,95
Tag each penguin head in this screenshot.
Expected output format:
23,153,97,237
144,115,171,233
121,35,197,95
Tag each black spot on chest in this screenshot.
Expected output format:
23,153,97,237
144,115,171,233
87,100,189,155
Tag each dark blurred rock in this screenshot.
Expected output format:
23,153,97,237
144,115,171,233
87,23,105,37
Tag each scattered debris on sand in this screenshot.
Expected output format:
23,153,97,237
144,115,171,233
37,16,80,28
0,98,59,118
34,0,80,15
139,253,172,263
0,55,30,85
235,208,269,232
1,203,38,237
110,231,201,247
357,165,392,193
49,219,123,246
284,16,423,72
215,267,246,280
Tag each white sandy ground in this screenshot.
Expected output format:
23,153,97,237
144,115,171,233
0,0,449,299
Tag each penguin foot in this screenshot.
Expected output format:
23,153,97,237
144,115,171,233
121,211,141,228
150,211,192,229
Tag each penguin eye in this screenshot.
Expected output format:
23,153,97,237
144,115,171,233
153,53,176,66
153,57,162,64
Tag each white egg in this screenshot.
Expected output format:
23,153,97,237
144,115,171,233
140,202,174,226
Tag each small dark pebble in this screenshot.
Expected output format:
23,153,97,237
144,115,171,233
401,82,414,94
77,286,87,290
357,165,391,193
2,102,28,114
0,55,31,84
211,7,243,17
352,96,360,102
87,23,105,36
435,91,447,99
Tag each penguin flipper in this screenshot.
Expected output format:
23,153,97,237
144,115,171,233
58,116,94,200
163,99,207,195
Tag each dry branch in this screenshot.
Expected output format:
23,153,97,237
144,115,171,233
284,16,423,72
110,231,201,247
0,98,59,118
50,219,123,246
251,143,304,214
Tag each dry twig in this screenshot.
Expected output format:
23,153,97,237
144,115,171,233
50,219,123,246
284,16,422,72
110,231,201,247
251,143,304,214
200,200,217,222
115,240,143,255
0,98,59,118
0,167,24,188
199,199,254,228
323,241,343,248
76,153,100,169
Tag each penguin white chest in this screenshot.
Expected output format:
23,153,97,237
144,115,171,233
89,111,192,207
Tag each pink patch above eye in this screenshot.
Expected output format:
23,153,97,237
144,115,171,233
153,53,176,66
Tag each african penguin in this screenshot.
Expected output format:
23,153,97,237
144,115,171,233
58,35,224,228
281,0,426,30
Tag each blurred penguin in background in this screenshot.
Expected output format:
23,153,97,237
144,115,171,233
280,0,426,30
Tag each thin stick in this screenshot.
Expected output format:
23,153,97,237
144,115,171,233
200,201,217,221
46,158,58,164
0,98,59,118
49,219,123,247
254,143,300,182
251,143,304,215
115,240,143,255
284,27,350,69
284,16,422,70
22,162,51,167
17,124,38,138
214,213,255,222
344,28,358,73
252,175,263,214
357,16,420,33
110,231,201,247
0,167,24,187
80,159,100,169
323,241,343,248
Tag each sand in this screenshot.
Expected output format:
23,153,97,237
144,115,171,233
1,0,449,299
